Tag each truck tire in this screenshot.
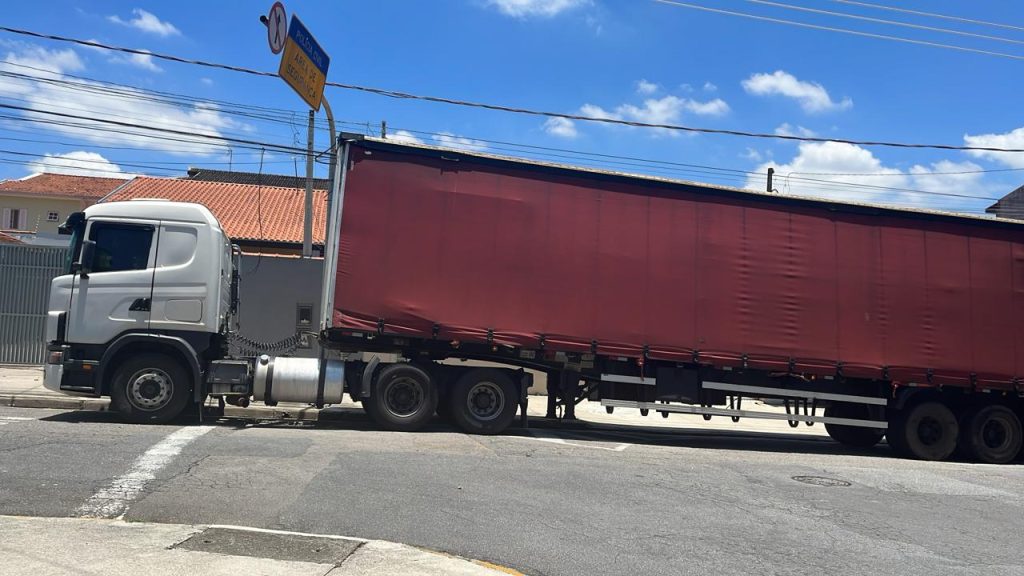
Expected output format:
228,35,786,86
110,352,192,424
824,404,884,448
363,363,438,432
887,401,958,461
958,405,1022,464
448,368,518,435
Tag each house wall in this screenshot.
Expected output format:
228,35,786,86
234,254,323,359
0,195,86,234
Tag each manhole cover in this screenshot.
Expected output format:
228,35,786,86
791,475,851,487
173,527,361,564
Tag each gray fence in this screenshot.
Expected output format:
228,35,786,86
0,244,68,364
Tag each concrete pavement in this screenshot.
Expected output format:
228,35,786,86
0,515,516,575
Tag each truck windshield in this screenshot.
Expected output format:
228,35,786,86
59,212,85,274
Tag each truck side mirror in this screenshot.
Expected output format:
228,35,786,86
76,239,96,275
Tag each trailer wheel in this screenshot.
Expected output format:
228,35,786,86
448,368,518,435
888,401,958,461
958,405,1022,464
110,352,191,424
824,404,884,448
364,364,438,432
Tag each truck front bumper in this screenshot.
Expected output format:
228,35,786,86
44,346,101,397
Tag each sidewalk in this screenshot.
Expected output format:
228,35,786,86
0,364,827,437
0,515,517,576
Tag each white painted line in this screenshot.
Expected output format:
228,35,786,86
0,416,33,421
208,524,369,543
515,430,631,452
77,426,214,519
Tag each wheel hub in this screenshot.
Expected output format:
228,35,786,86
982,418,1009,450
384,378,423,417
917,416,943,446
466,382,504,421
127,369,172,411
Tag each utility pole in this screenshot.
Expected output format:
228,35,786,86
302,109,314,258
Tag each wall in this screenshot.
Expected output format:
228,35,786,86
0,195,85,235
0,244,68,364
233,254,323,358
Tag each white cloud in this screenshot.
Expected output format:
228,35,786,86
543,117,578,139
4,45,83,76
486,0,589,18
386,130,424,145
703,81,717,92
745,141,987,210
636,79,659,95
200,77,213,86
433,132,488,152
108,9,181,37
742,70,852,113
579,94,729,135
27,151,132,179
742,148,765,163
682,98,729,116
111,51,162,72
774,123,817,138
963,126,1024,168
0,43,246,156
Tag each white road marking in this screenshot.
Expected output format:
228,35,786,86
208,524,368,543
0,416,34,426
77,425,214,519
514,430,631,452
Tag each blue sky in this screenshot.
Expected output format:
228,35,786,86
1,0,1023,213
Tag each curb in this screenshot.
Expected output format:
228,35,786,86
0,393,326,422
1,515,524,576
1,393,110,411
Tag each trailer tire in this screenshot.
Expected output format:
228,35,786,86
448,369,518,435
824,404,884,448
888,401,958,461
958,405,1022,464
364,363,438,432
110,352,192,424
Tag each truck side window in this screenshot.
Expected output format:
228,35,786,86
88,222,154,273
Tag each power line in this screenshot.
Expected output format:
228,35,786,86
830,0,1024,34
746,0,1024,47
654,0,1024,62
0,102,309,155
0,91,1005,205
2,25,1024,154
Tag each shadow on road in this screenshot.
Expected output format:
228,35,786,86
40,406,906,461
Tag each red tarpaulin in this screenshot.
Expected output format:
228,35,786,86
335,141,1024,389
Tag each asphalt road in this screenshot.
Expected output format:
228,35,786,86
2,405,1023,576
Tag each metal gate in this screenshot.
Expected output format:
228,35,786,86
0,244,68,364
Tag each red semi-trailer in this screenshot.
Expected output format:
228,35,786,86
45,135,1024,463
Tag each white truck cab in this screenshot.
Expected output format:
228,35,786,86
44,200,236,420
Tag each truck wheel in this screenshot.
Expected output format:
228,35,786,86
888,401,958,461
824,404,884,448
364,364,438,432
110,352,191,424
448,369,518,435
958,405,1022,464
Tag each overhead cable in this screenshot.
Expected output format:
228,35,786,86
1,26,1023,153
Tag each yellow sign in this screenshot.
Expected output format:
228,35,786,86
277,15,329,111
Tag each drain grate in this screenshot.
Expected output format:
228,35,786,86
791,475,851,487
172,527,361,565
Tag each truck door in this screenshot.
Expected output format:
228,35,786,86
148,222,212,334
65,219,158,345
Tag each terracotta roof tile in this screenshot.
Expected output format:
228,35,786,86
187,167,332,190
106,177,327,244
0,173,128,200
